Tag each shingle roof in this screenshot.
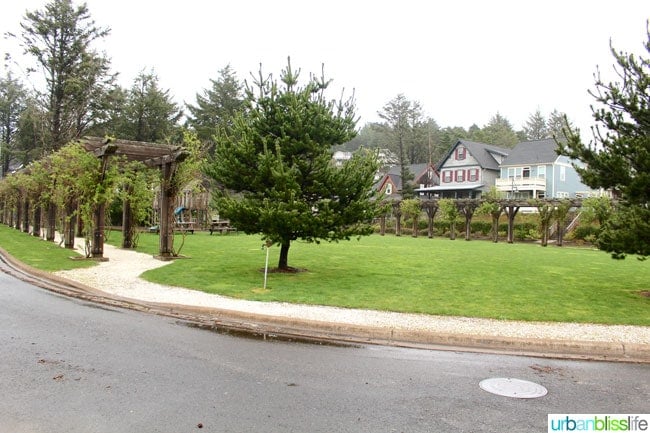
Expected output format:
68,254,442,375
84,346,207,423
500,138,560,166
386,163,429,177
437,140,510,171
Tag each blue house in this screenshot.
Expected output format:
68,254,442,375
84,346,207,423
496,138,595,199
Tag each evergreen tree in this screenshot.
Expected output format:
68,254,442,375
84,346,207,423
122,71,182,143
523,109,549,140
84,85,128,137
185,64,245,147
204,59,379,270
18,0,114,153
480,112,519,147
0,73,27,177
547,109,576,140
376,94,425,197
338,123,385,151
14,97,48,167
560,27,650,258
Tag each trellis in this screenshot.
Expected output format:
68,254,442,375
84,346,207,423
0,137,190,260
377,198,583,244
79,137,189,259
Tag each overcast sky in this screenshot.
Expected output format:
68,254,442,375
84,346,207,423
2,0,648,137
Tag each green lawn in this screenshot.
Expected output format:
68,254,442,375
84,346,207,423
0,226,94,272
120,230,649,326
1,225,648,325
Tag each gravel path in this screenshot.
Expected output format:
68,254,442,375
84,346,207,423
53,240,650,345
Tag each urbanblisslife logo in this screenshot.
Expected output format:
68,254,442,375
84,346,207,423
548,414,649,432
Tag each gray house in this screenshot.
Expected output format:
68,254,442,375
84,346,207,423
417,140,509,199
496,138,595,199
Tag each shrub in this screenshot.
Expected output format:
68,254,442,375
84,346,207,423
573,223,600,241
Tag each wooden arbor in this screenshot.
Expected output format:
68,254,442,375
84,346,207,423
80,137,189,259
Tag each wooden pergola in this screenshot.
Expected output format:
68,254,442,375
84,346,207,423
80,136,189,259
377,198,583,244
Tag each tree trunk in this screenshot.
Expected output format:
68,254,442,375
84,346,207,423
278,241,291,270
45,201,56,242
64,201,76,249
46,201,56,242
491,214,500,243
15,195,23,230
504,205,519,244
32,204,41,237
22,198,30,233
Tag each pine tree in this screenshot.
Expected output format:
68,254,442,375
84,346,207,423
204,59,379,270
123,71,182,143
0,73,27,177
185,64,244,147
19,0,114,153
560,26,650,259
523,109,549,140
480,112,519,147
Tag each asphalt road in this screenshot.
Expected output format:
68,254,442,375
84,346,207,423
1,271,648,433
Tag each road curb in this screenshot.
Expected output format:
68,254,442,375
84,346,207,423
1,246,648,363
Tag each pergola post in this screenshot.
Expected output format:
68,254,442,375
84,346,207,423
158,161,175,258
91,144,117,260
503,203,520,244
122,184,134,249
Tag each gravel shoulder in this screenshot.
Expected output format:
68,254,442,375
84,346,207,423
52,240,650,346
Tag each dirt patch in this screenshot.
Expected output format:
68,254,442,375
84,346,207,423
638,290,650,298
259,267,307,274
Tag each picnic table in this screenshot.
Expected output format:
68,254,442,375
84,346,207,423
175,221,195,234
209,219,237,235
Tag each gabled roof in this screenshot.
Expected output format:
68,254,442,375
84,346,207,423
375,162,438,192
386,162,429,177
376,173,402,191
500,138,560,166
437,140,510,171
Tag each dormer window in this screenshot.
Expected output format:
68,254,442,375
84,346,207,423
455,146,467,160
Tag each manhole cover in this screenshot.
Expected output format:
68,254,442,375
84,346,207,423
479,378,547,399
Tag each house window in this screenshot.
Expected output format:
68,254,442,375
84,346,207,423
442,170,453,183
455,146,466,160
468,168,479,182
537,165,546,179
522,167,530,178
560,166,566,182
455,169,465,182
507,167,522,178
